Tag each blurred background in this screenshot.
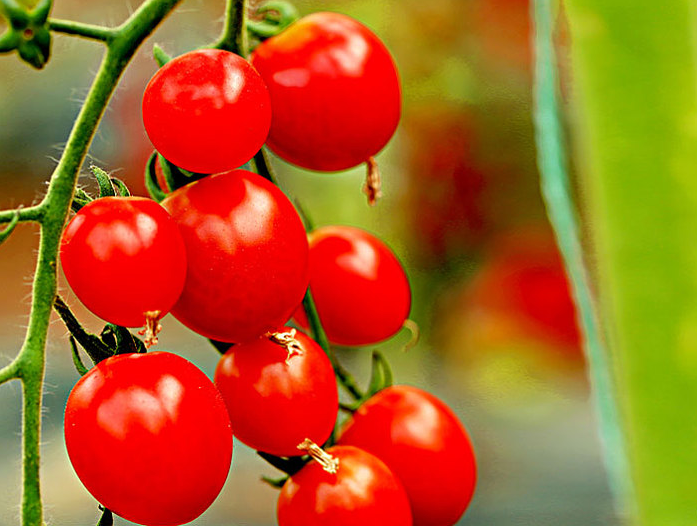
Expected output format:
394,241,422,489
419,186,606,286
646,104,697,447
0,0,618,524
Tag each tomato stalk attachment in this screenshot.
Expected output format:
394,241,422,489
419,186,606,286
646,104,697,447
139,310,162,348
363,157,382,206
297,438,339,474
266,328,304,364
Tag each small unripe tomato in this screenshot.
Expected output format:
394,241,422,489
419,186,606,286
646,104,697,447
214,328,338,456
251,12,401,172
142,49,271,174
277,445,413,526
294,225,411,346
338,385,477,526
161,169,309,343
64,352,233,526
60,196,187,328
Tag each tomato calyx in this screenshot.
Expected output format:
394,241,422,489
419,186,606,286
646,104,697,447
53,295,147,375
247,1,300,43
265,328,304,364
297,438,339,474
363,157,382,206
71,165,132,212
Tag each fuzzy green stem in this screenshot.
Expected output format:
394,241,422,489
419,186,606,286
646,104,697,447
212,0,249,56
5,1,182,524
47,19,116,42
0,204,44,223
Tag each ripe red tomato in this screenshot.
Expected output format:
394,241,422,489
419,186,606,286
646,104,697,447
64,352,232,526
250,12,401,172
142,49,271,174
161,169,309,343
294,226,410,346
338,385,477,526
60,196,187,328
214,327,338,456
277,445,412,526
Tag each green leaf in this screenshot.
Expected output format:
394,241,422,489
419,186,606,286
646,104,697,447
540,0,697,521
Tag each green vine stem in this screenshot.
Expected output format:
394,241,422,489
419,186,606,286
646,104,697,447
0,1,182,524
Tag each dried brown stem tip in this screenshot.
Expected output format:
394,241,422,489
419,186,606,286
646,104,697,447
363,157,382,206
138,311,162,348
266,329,304,365
297,438,339,474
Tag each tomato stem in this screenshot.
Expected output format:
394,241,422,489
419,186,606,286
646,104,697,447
212,0,249,56
363,156,382,206
47,19,116,43
297,438,339,474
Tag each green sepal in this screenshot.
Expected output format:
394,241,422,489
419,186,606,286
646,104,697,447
157,153,207,191
110,177,131,197
71,187,93,212
144,152,168,202
68,336,89,376
247,0,299,41
90,165,115,198
152,43,171,67
365,350,393,398
257,451,307,476
100,324,145,355
96,506,113,526
261,475,288,489
53,296,114,365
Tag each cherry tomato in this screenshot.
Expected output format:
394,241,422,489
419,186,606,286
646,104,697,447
60,196,187,328
214,327,338,456
338,385,477,526
277,445,412,526
250,12,401,172
294,226,410,346
161,169,309,343
64,352,232,526
142,49,271,174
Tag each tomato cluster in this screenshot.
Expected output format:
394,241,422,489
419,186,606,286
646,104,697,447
58,9,477,526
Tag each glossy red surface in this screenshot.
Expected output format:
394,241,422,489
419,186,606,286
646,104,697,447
142,49,271,174
251,12,401,171
64,352,232,526
60,196,187,328
295,225,410,346
214,327,338,456
161,170,309,342
338,385,477,526
277,445,412,526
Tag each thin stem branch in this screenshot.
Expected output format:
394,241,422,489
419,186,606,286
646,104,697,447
0,359,20,384
47,19,116,42
212,0,249,56
0,204,44,223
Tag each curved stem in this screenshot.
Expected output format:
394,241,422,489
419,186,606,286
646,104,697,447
212,0,249,55
47,19,116,42
8,1,183,524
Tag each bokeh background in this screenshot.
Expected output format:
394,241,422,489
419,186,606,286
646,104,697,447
0,0,618,524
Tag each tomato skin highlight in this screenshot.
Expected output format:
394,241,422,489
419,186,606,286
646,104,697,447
161,169,309,343
338,385,477,526
251,12,401,172
277,445,413,526
64,352,233,526
295,225,411,346
214,328,338,456
142,49,271,174
60,196,187,328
